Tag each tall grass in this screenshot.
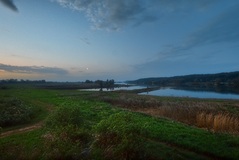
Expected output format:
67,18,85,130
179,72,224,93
143,105,239,134
197,112,239,133
94,93,239,134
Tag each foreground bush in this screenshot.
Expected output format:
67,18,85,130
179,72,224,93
44,104,92,159
92,112,149,160
0,98,34,127
43,124,91,159
45,108,150,159
45,104,83,127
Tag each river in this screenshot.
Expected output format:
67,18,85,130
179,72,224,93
79,85,145,91
80,85,239,100
140,87,239,100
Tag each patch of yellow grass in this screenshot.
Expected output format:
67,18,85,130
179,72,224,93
196,112,239,133
100,94,239,134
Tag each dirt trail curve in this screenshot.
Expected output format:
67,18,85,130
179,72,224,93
0,122,43,138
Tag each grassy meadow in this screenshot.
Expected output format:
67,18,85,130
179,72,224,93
0,84,239,159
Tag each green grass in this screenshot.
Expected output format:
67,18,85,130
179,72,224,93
1,86,239,159
82,91,239,133
0,86,59,132
0,129,45,159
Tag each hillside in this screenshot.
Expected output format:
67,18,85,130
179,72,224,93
127,71,239,92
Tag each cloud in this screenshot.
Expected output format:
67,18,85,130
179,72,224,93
152,3,239,61
80,37,91,45
186,4,239,47
0,0,18,12
53,0,154,30
132,3,239,76
0,63,68,75
53,0,220,31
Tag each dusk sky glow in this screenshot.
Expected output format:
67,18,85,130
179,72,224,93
1,0,239,81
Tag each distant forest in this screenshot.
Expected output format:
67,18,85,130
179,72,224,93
0,79,115,90
127,71,239,93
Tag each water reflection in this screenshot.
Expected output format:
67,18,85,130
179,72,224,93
79,85,239,99
79,85,145,92
140,87,239,100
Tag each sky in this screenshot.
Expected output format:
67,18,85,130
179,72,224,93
0,0,239,81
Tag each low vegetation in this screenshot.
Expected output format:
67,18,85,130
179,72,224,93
197,112,239,133
92,112,149,159
0,98,36,127
91,92,239,134
0,85,239,159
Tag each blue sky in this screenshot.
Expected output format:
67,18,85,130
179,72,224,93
0,0,239,81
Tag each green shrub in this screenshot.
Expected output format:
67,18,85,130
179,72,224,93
43,124,92,159
0,98,34,127
92,112,148,160
45,104,83,128
44,105,92,159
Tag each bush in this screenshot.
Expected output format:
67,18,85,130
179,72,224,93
44,105,92,159
45,104,83,128
92,112,148,160
43,124,91,159
0,98,34,127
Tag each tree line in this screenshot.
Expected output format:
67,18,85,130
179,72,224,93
0,78,115,90
0,79,46,84
127,71,239,89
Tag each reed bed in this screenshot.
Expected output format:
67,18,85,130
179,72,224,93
95,93,239,134
196,112,239,133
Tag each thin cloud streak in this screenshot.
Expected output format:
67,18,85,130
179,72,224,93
0,0,18,12
156,3,239,61
0,63,68,75
133,3,239,76
80,37,91,45
150,0,220,12
186,4,239,48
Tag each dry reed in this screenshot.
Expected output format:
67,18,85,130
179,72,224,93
196,112,239,133
96,93,239,134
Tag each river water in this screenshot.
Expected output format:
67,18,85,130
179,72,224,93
79,85,145,91
80,85,239,100
140,87,239,100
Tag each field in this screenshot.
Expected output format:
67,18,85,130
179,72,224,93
1,84,239,159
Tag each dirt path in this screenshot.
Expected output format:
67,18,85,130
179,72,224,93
0,122,43,138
